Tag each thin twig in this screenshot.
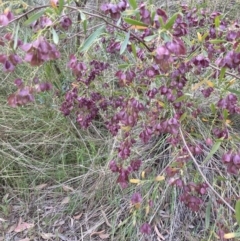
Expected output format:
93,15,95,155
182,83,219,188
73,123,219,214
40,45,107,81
179,127,235,213
2,4,152,52
0,5,49,28
64,5,152,52
209,63,240,80
67,23,105,40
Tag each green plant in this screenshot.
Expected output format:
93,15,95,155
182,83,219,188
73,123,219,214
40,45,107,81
1,0,240,239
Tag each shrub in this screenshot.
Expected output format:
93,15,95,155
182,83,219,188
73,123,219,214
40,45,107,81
1,0,240,237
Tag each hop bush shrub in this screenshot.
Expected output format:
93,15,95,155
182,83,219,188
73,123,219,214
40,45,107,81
2,0,240,237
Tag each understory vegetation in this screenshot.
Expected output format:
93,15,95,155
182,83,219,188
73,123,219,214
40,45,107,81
0,0,240,240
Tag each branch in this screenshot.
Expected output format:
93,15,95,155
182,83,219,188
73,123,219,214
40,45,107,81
67,23,105,40
64,5,153,52
0,5,49,29
179,127,235,213
1,4,152,52
209,63,240,81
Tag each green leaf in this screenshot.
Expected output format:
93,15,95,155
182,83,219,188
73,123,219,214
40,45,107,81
144,34,157,42
174,95,186,103
83,20,87,34
45,7,54,15
202,32,209,41
219,67,226,81
52,28,59,45
121,9,139,16
161,32,171,42
128,0,137,9
235,200,240,226
158,16,164,28
120,31,130,55
79,10,86,21
216,175,228,182
116,17,122,27
228,88,240,97
151,11,156,22
58,0,64,14
180,112,187,122
79,25,105,52
214,15,220,28
203,140,222,164
131,43,137,59
205,201,211,230
24,9,46,26
13,23,20,50
118,64,130,69
123,18,148,27
223,109,229,120
209,39,226,44
164,12,179,30
210,103,216,114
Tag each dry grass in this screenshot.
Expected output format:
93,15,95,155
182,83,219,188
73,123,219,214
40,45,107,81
1,0,240,241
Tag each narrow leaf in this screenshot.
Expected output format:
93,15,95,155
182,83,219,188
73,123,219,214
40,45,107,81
209,39,226,44
118,64,130,69
129,179,141,184
224,233,240,239
155,175,165,181
13,23,20,50
128,0,137,9
158,16,164,28
235,199,240,226
210,103,216,114
79,25,105,52
180,112,187,122
161,32,171,42
83,20,87,34
58,0,64,14
214,15,220,28
205,201,211,229
197,32,202,42
151,11,156,23
116,17,122,27
157,100,165,107
164,12,179,30
79,10,86,21
121,125,131,132
205,80,214,87
52,28,59,44
228,88,240,98
223,109,229,120
144,34,157,42
203,140,222,163
129,25,147,30
24,10,45,26
202,32,209,41
122,9,139,16
174,94,186,103
124,18,148,27
192,79,205,90
219,67,226,81
131,43,137,59
120,31,130,55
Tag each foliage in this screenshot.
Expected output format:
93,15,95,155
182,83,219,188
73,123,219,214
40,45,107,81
1,0,240,239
